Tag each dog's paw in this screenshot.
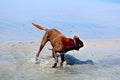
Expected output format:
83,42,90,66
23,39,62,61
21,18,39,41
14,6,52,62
35,57,40,64
52,63,57,68
35,61,40,64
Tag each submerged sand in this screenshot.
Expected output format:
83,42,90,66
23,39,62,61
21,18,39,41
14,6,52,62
0,40,120,80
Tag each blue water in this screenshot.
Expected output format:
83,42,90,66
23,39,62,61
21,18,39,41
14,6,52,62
0,18,120,42
0,0,120,42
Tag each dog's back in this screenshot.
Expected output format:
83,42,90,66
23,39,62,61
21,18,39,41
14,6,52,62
47,29,63,38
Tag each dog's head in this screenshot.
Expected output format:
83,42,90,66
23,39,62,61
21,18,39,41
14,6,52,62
73,36,84,50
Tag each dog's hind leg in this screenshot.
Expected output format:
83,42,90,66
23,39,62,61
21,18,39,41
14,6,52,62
52,49,58,68
35,32,48,63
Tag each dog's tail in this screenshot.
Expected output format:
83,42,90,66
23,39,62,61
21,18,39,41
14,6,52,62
32,23,48,31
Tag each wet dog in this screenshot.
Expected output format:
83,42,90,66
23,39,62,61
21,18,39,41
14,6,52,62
32,23,84,68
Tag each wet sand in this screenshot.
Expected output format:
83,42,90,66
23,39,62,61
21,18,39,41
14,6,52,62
0,40,120,80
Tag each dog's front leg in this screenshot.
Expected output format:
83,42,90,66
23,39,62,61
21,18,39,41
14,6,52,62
60,53,65,67
52,49,58,68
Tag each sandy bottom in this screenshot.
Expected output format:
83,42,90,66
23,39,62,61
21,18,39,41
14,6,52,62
0,40,120,80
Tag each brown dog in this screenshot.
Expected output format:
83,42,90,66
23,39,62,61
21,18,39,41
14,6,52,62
32,23,84,68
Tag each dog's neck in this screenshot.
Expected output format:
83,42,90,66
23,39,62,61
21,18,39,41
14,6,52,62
73,39,77,49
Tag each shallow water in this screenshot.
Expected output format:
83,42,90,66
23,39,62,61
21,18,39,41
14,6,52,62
0,42,120,80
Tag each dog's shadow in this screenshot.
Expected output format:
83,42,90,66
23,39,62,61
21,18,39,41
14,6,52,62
64,54,94,65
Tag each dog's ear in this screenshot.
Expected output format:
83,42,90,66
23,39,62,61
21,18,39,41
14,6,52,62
73,35,79,39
